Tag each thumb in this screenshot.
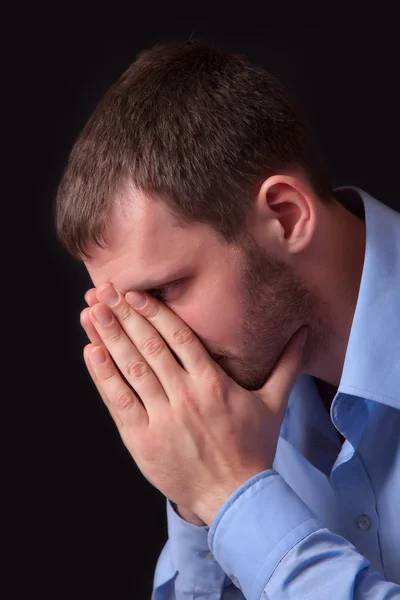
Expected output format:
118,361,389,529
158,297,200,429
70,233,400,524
258,326,308,414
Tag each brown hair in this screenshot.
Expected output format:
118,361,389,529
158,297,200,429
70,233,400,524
54,40,332,260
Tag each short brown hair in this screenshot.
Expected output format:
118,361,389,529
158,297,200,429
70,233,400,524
54,40,332,260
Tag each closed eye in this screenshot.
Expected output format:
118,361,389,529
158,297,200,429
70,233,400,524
149,281,179,302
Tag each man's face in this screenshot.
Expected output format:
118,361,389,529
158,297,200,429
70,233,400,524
84,185,321,391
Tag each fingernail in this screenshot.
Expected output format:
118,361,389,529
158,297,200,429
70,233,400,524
97,283,120,307
126,291,147,309
93,305,113,325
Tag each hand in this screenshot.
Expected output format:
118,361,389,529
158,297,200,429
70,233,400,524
80,284,307,526
81,292,207,527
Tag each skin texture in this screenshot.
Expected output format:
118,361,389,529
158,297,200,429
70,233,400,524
80,172,366,523
83,172,366,394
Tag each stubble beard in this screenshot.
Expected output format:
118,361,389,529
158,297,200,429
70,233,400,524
224,233,333,391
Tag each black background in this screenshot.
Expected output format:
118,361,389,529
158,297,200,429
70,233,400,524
33,5,399,599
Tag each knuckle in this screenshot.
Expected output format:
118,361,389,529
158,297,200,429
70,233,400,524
107,329,123,343
115,391,134,410
118,305,133,322
205,372,228,402
141,336,164,357
101,369,116,383
145,303,161,319
181,388,201,415
172,325,194,345
172,376,200,414
126,358,149,379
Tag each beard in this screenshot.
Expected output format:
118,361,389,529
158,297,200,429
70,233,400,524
219,230,333,391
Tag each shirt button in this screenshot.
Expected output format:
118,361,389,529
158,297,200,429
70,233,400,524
357,514,371,530
231,575,242,590
204,551,217,562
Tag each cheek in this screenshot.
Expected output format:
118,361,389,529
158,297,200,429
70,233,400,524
178,295,241,349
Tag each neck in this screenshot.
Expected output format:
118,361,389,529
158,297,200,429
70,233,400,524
303,199,366,387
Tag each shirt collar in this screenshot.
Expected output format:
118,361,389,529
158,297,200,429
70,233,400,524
332,186,400,411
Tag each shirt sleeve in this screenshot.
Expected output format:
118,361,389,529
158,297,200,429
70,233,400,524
152,496,244,599
207,469,400,600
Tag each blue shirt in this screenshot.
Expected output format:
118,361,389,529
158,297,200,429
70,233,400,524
151,187,400,599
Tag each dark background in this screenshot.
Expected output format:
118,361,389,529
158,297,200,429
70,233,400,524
34,5,399,599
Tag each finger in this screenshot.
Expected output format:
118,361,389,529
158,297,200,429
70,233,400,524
94,284,187,399
88,301,171,415
81,301,117,414
80,307,103,346
81,290,112,404
123,289,214,376
83,344,124,429
81,316,145,420
84,288,98,307
264,326,308,413
83,343,148,430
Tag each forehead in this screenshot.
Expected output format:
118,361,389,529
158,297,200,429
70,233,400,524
84,185,225,291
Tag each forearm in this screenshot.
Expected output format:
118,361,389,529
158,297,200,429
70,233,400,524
207,469,400,599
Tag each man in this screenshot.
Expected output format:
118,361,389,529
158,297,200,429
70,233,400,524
54,41,400,598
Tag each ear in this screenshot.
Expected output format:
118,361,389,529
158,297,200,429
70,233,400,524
253,174,318,255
